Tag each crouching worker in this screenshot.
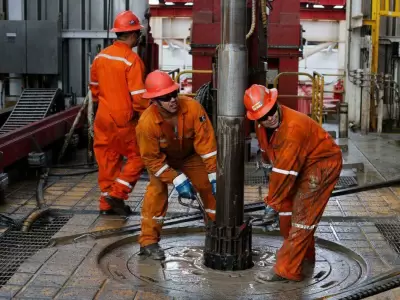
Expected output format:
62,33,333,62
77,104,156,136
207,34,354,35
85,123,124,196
136,70,217,260
243,84,342,282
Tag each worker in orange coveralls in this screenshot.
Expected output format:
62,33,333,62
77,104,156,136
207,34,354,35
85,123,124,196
89,11,150,216
243,84,342,282
136,70,217,259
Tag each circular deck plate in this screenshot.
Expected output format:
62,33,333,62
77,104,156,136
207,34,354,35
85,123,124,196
98,229,367,300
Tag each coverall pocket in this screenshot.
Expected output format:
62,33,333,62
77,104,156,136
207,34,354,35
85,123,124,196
109,110,133,128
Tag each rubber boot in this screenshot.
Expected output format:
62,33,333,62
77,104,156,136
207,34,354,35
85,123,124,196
105,196,130,216
139,243,166,260
100,205,132,216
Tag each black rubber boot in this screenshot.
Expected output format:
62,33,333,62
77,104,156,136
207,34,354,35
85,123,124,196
105,196,130,216
100,205,132,216
139,243,166,260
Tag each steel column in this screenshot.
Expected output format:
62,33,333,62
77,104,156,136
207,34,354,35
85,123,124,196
204,0,252,271
217,0,247,229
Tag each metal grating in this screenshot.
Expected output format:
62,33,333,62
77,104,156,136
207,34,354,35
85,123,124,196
334,176,358,190
0,88,59,135
244,162,267,186
0,215,71,287
244,174,267,186
375,223,400,254
244,172,358,189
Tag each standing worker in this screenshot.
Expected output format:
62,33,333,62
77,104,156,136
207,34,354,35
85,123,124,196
90,11,150,216
243,84,342,282
136,70,217,259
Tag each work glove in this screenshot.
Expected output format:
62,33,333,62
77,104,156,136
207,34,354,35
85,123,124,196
173,173,197,200
255,156,273,183
263,205,279,231
208,172,216,195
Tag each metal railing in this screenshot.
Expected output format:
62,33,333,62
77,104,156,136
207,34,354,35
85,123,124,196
174,70,213,97
272,72,325,125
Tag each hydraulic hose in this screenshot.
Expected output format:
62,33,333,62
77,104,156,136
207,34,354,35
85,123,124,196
57,93,89,163
50,162,98,169
21,207,50,232
48,169,98,177
35,171,48,208
246,0,256,39
260,0,268,37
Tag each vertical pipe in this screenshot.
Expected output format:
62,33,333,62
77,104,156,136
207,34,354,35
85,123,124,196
339,102,349,138
361,37,373,134
216,0,248,228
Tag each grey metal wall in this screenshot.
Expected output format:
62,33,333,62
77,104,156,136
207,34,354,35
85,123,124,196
24,0,148,98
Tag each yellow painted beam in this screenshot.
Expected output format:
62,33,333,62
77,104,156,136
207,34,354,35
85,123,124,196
363,19,375,26
371,0,380,74
380,10,400,16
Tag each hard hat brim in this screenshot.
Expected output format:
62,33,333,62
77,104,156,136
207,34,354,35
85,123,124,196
142,82,180,99
111,24,144,33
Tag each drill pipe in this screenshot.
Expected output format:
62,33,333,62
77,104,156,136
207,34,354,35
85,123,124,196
216,0,248,228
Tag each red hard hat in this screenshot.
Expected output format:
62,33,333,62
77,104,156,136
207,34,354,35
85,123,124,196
244,85,278,120
111,11,143,33
143,70,180,99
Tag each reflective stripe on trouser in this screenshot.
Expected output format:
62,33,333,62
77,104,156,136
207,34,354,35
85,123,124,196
99,192,110,211
139,155,216,247
274,156,342,281
94,119,144,210
278,198,293,240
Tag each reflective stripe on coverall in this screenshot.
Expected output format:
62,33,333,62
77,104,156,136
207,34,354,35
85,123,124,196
90,41,150,210
255,105,343,281
136,96,217,247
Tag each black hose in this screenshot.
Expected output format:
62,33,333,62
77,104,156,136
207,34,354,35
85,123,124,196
35,173,47,208
48,169,98,177
50,162,98,169
329,271,400,299
333,178,400,197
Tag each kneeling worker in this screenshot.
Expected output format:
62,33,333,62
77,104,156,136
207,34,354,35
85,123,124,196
136,70,217,259
243,84,342,282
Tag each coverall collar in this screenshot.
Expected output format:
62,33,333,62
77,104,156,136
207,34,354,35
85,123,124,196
113,40,132,49
153,97,188,124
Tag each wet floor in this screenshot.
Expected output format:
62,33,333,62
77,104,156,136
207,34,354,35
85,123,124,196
0,130,399,299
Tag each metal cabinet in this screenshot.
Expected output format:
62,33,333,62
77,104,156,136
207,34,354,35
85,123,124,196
0,21,27,73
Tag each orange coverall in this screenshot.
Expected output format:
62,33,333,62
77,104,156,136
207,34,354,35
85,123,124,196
255,105,342,281
136,96,217,247
90,41,150,210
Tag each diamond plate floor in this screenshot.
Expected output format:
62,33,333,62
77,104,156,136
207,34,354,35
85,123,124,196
0,131,398,299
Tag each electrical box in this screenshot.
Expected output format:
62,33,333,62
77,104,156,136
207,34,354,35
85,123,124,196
26,20,60,74
0,21,27,73
0,20,60,74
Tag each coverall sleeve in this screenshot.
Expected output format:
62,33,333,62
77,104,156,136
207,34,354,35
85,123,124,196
136,122,179,184
127,57,150,114
193,103,217,173
267,129,307,212
89,59,100,102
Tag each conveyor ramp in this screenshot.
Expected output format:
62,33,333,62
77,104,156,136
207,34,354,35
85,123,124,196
0,88,63,135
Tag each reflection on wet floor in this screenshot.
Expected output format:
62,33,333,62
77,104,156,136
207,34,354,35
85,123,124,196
0,129,399,299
